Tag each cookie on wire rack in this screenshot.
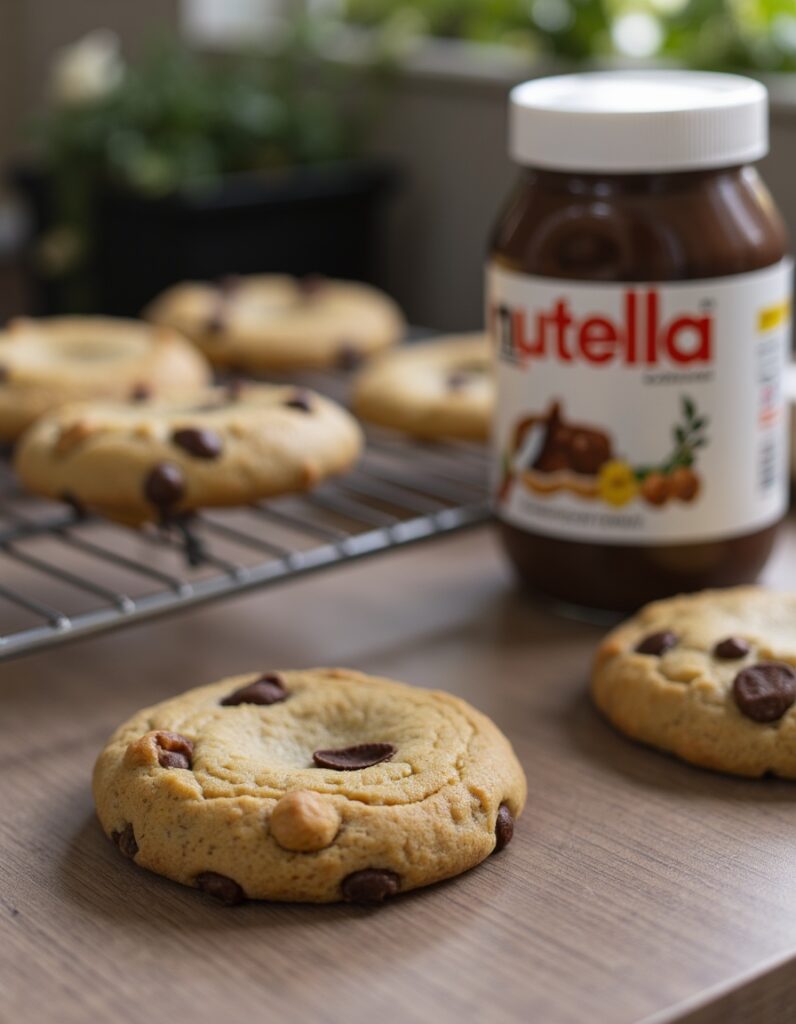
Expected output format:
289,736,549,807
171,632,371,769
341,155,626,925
0,316,211,441
352,334,493,441
145,274,405,372
14,383,363,526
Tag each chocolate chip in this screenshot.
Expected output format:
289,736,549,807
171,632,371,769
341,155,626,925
195,871,245,906
219,273,241,293
130,384,151,403
220,673,287,706
713,636,751,660
336,343,364,371
733,662,796,723
164,512,206,567
61,491,87,519
144,462,185,509
447,371,470,391
0,365,7,383
172,427,223,460
158,750,191,769
206,275,241,334
226,377,245,402
493,804,514,853
341,869,400,904
298,274,325,298
284,390,312,413
313,743,396,770
155,731,194,769
635,631,678,656
111,823,138,859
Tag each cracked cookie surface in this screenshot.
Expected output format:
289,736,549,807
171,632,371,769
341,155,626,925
0,315,211,440
592,586,796,778
93,668,527,903
145,274,405,372
15,383,363,525
352,334,493,440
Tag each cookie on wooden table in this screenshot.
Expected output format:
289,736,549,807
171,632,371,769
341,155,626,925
144,274,405,372
14,383,363,525
93,668,527,904
592,586,796,778
0,316,211,441
352,334,493,440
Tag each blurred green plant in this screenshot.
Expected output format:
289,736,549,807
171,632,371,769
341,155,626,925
342,0,796,70
661,0,796,71
345,0,613,59
32,22,390,304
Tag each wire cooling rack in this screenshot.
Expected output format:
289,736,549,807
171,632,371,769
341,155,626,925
0,367,490,662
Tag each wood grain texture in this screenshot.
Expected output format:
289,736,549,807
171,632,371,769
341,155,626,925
2,524,796,1024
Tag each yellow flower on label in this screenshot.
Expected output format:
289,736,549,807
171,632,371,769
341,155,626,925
598,460,638,507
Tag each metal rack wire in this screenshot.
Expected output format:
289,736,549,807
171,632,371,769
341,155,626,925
0,366,490,661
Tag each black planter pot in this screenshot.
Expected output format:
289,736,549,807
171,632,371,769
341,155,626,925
12,160,400,316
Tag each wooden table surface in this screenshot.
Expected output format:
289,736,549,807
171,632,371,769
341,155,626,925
2,522,796,1024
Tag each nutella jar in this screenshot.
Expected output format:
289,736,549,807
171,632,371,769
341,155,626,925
488,71,792,612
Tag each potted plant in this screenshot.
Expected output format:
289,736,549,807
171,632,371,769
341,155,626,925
13,23,399,315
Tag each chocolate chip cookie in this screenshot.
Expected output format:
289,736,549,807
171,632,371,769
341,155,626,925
0,316,211,441
94,668,527,904
14,383,363,525
592,586,796,778
144,274,405,372
352,334,493,440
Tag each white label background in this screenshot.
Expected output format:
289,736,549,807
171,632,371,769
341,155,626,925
489,261,793,545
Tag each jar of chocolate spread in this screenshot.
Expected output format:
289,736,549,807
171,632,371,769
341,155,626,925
488,71,792,612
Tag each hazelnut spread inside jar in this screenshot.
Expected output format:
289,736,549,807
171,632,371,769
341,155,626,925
488,71,792,613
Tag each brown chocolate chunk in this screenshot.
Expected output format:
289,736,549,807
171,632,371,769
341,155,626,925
714,636,751,660
336,343,364,371
0,365,8,383
226,377,245,402
130,383,151,403
144,462,185,509
205,314,225,335
155,730,194,769
635,631,678,656
61,491,87,518
284,390,312,413
195,871,245,906
111,823,138,859
733,662,796,723
158,750,191,769
298,274,325,298
313,743,396,770
447,370,470,391
172,427,223,460
341,869,400,904
206,275,240,334
220,673,287,706
493,803,514,853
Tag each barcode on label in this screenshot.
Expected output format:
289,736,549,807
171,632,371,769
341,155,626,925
759,439,777,492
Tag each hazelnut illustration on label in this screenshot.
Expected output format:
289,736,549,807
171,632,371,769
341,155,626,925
498,395,708,510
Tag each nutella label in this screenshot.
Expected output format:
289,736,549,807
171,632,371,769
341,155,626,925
488,260,793,545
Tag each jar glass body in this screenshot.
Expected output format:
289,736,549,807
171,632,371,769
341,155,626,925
490,165,789,612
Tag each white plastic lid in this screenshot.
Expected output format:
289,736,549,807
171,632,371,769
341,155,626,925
509,71,768,173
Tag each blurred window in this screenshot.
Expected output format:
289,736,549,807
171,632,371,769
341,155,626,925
180,0,296,46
